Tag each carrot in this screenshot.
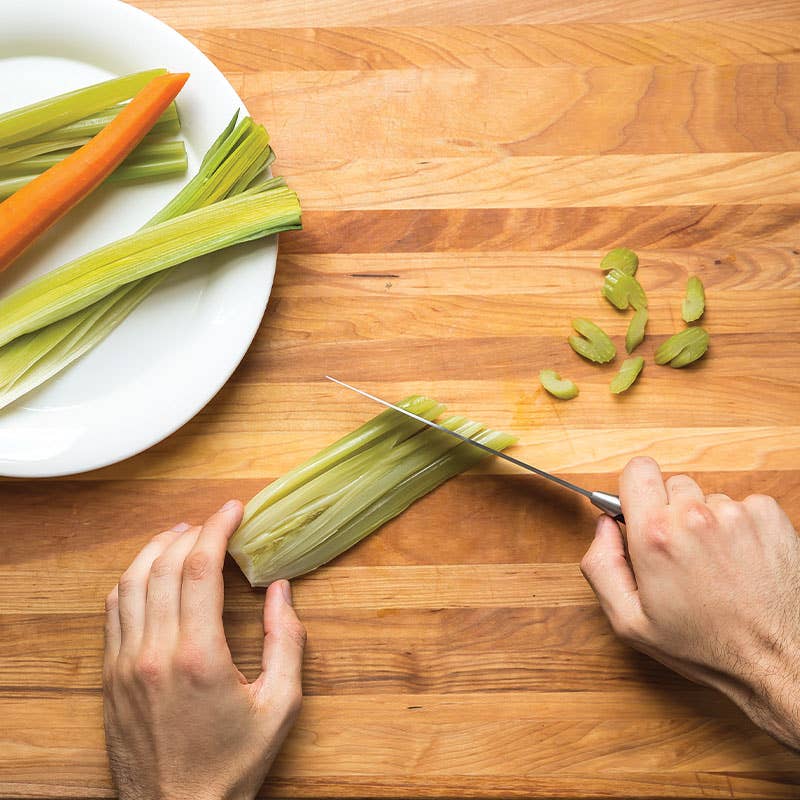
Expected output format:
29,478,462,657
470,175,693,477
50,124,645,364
0,72,189,273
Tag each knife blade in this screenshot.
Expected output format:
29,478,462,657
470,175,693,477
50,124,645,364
325,376,624,522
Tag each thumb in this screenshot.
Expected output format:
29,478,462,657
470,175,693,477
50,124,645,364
256,579,306,716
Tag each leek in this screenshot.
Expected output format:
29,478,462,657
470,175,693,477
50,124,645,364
228,398,517,586
0,114,290,409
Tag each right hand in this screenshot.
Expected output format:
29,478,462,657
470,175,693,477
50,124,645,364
103,500,307,800
581,457,800,749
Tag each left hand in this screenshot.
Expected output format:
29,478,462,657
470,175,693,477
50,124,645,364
103,500,307,800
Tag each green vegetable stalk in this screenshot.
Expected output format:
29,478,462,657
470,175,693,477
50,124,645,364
228,398,517,586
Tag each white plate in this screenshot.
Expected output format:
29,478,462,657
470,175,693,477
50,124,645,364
0,0,276,477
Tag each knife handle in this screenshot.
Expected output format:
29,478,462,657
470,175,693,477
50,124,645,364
589,491,625,524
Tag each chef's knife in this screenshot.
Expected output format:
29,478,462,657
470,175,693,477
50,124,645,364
326,376,624,523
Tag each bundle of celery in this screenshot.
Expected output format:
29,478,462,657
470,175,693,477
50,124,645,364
0,113,300,409
0,70,187,197
228,398,517,586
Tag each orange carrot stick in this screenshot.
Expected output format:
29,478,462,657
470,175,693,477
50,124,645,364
0,72,189,273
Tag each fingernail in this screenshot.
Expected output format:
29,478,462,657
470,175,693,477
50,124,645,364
279,580,293,605
220,499,239,512
172,522,191,532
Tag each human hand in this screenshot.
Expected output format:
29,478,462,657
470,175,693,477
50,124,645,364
103,500,306,800
581,457,800,749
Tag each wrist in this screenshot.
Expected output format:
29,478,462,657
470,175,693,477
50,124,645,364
736,637,800,750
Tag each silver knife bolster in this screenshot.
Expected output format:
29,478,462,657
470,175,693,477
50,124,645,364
589,491,625,522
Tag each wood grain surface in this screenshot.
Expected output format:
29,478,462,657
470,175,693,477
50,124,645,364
2,1,800,797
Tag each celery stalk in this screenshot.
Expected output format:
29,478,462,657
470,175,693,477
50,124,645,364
0,185,301,348
0,115,286,410
1,139,186,177
228,399,517,587
27,101,180,144
0,69,166,147
0,141,188,200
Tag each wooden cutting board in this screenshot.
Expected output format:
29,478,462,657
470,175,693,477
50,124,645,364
2,1,800,797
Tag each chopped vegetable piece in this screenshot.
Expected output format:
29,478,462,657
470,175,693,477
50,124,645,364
228,398,517,586
0,183,300,348
625,306,648,353
539,369,579,400
600,247,638,275
654,327,709,368
0,72,189,273
568,318,616,363
0,115,283,409
610,356,644,394
0,69,166,148
603,268,648,311
681,275,705,322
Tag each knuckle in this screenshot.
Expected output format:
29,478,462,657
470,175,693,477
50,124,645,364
117,572,139,599
682,500,717,533
744,493,777,513
134,650,166,687
174,644,212,682
149,555,176,579
580,548,610,578
642,508,671,551
282,618,308,650
104,588,119,613
713,499,747,526
182,550,213,582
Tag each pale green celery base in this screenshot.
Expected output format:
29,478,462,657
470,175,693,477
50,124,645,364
259,429,517,586
0,279,156,410
229,404,518,588
248,418,483,574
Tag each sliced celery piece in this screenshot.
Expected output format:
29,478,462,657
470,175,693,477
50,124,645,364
610,356,644,394
568,318,616,364
229,399,517,586
0,69,166,148
0,184,301,348
600,247,638,275
625,306,648,353
539,369,579,400
681,276,705,322
603,268,647,311
655,327,709,367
